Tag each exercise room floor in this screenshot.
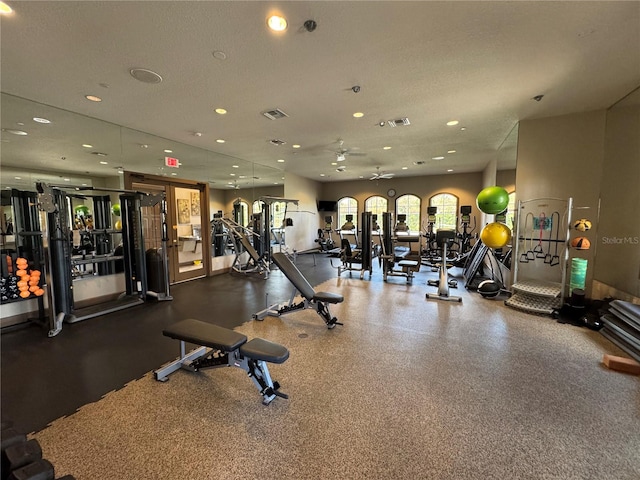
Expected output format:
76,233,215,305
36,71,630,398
2,254,639,479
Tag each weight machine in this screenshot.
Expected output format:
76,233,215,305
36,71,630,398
36,183,169,337
331,211,374,279
381,212,420,284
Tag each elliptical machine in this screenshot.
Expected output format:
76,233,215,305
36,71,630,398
425,230,462,303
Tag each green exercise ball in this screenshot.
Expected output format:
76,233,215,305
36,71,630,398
480,222,512,249
74,204,90,216
476,186,509,215
111,204,121,216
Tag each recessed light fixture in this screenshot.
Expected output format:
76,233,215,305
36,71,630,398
267,15,287,31
64,178,70,181
171,173,177,176
0,2,14,14
274,182,279,185
402,167,408,170
215,108,227,115
277,159,285,163
331,162,337,166
33,117,51,124
231,165,239,169
130,68,163,84
460,127,466,131
447,120,459,126
447,169,454,172
448,150,456,154
85,95,102,102
320,174,325,177
292,144,301,149
216,139,225,143
432,156,445,160
14,176,21,180
230,173,236,177
353,112,364,118
383,146,392,150
99,161,108,165
82,144,93,148
239,176,246,179
164,149,173,153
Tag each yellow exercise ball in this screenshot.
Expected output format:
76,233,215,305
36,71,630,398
480,222,512,249
114,220,122,231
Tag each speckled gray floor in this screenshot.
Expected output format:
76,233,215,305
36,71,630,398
33,268,640,479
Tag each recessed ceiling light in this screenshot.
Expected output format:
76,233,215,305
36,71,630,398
353,112,364,118
14,176,21,180
448,150,456,154
0,2,14,14
230,173,236,176
277,159,285,163
64,178,70,181
171,173,177,176
85,95,102,102
33,117,51,124
274,182,279,185
447,120,459,126
460,127,466,131
320,174,325,177
130,68,163,84
447,169,454,172
383,146,392,150
82,183,88,186
3,129,28,136
331,162,337,166
232,165,239,168
164,149,173,153
99,161,108,165
82,144,93,148
239,175,246,179
267,15,287,31
215,108,227,115
402,167,408,170
292,144,301,149
432,156,445,160
216,139,225,143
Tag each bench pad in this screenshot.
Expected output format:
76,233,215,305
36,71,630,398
312,291,344,304
163,319,247,352
240,338,289,364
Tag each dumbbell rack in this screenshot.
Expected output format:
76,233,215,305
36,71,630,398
506,197,572,315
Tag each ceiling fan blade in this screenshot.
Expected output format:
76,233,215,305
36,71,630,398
380,173,394,179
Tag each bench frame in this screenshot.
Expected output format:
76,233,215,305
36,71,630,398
253,252,343,329
154,320,288,405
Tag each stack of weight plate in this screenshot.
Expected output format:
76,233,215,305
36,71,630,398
601,300,640,362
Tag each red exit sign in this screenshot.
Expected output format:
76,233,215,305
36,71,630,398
165,156,179,168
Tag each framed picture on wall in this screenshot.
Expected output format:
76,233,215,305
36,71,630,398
190,191,200,216
177,199,190,224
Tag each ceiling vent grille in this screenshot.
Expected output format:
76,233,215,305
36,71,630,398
388,117,410,127
269,139,286,146
262,108,289,120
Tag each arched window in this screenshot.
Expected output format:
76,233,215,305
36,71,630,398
252,200,264,216
506,191,516,229
429,193,458,230
395,194,421,233
272,201,286,228
364,195,388,226
337,196,358,229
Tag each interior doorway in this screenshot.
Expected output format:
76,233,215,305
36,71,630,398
127,173,210,284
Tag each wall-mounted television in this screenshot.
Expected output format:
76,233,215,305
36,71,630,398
317,200,337,211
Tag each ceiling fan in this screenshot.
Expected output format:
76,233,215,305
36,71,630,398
370,167,394,181
331,139,367,162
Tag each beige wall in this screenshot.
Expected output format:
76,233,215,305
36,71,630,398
320,172,484,231
594,89,640,298
284,172,322,252
516,106,640,298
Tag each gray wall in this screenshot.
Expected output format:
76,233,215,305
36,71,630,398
594,89,640,299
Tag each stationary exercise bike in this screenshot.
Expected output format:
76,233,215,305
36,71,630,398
425,230,462,303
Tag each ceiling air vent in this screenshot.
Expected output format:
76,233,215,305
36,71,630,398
262,108,289,120
269,139,286,146
387,117,410,127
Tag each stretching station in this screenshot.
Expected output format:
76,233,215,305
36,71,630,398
154,318,289,405
254,252,344,328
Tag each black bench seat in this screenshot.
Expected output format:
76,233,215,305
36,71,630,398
155,318,289,405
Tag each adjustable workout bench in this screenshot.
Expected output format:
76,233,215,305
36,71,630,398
253,252,344,328
154,318,289,405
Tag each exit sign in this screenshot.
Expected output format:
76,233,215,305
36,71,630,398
165,156,179,168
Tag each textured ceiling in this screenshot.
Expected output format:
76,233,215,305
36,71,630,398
1,1,639,189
